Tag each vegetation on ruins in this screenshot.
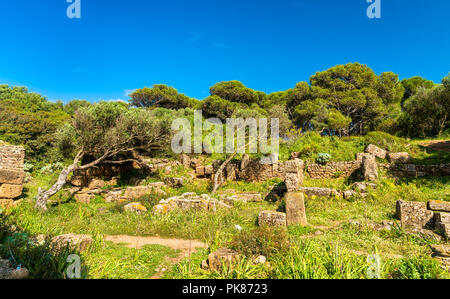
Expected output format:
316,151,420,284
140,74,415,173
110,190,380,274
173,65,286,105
0,63,449,280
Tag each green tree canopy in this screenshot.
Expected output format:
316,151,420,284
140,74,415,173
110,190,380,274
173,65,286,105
0,85,70,162
400,76,435,106
399,85,450,137
129,84,198,109
303,63,404,135
209,81,266,105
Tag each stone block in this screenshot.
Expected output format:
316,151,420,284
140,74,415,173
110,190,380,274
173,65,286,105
365,144,387,159
205,165,214,175
0,184,23,199
0,169,25,185
362,155,378,181
388,152,413,164
196,166,205,176
50,234,93,253
258,210,286,227
88,179,106,190
428,200,450,212
74,193,95,204
207,248,240,272
124,202,148,214
396,200,434,229
285,192,307,226
300,187,335,198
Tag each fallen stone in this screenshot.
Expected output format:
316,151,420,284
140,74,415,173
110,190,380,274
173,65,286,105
396,200,434,229
258,211,286,227
431,245,450,257
74,193,95,204
352,182,377,192
428,201,450,213
50,234,93,253
285,192,307,226
362,154,378,181
207,248,240,272
88,179,106,190
123,184,165,199
388,152,413,164
124,202,148,214
155,193,231,214
196,166,205,176
104,189,124,203
343,190,357,199
0,260,29,279
365,144,387,159
254,255,267,265
204,165,214,175
300,187,337,198
223,193,262,205
164,177,184,188
0,184,23,199
70,175,86,187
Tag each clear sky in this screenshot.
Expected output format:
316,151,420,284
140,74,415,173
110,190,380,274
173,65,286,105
1,0,449,102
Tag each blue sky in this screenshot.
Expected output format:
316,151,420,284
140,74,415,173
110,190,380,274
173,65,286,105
0,0,449,102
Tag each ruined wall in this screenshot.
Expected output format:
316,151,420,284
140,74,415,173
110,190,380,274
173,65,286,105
0,145,25,199
306,161,362,179
388,163,450,177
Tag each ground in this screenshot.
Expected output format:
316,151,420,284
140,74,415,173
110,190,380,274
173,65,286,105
0,136,449,279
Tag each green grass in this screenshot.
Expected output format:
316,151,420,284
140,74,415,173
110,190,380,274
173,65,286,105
83,242,177,279
1,156,449,279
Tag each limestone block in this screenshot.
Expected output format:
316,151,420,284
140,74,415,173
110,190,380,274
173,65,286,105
285,192,307,226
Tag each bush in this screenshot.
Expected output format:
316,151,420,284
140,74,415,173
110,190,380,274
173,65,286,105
316,153,331,165
228,227,290,257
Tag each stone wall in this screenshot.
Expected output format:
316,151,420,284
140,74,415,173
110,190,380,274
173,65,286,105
0,145,25,199
196,157,305,183
389,163,450,177
306,160,362,179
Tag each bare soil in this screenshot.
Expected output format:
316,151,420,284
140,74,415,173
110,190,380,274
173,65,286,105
103,235,208,279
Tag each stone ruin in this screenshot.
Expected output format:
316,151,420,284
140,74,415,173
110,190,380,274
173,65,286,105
396,199,450,239
0,144,25,207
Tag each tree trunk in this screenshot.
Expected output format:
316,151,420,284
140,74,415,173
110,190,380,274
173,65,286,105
35,151,83,212
212,152,237,194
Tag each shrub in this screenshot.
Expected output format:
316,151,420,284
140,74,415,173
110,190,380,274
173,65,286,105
316,153,331,165
228,227,290,257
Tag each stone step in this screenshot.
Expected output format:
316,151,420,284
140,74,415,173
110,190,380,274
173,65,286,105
434,212,450,225
428,200,450,213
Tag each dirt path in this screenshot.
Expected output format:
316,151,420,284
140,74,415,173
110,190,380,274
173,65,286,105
103,235,208,279
418,140,450,152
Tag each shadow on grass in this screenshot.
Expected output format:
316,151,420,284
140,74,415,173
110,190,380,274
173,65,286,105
0,214,89,279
